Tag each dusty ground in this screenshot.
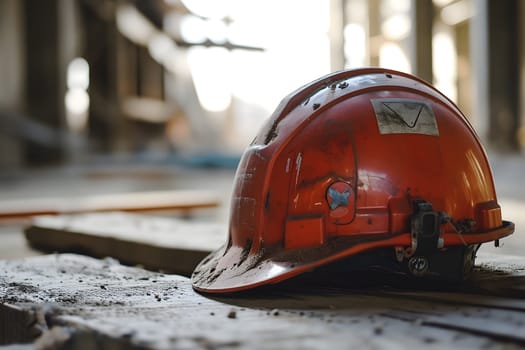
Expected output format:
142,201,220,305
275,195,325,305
1,253,525,349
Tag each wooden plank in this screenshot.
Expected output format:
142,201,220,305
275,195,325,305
0,190,219,221
24,212,525,291
24,212,225,275
2,254,525,349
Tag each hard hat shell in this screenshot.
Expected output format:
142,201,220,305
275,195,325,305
191,68,514,293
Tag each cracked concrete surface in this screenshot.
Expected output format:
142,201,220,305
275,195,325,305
1,253,525,349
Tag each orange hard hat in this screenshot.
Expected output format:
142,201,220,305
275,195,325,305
191,68,514,293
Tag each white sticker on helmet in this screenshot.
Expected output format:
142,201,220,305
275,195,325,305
371,98,439,136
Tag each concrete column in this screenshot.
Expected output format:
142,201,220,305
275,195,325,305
23,0,63,164
410,0,433,83
329,0,346,72
470,0,489,142
470,0,519,152
486,0,519,151
0,0,24,168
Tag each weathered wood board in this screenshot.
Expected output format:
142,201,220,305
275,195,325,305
23,212,525,288
1,254,525,349
0,190,219,221
24,213,225,275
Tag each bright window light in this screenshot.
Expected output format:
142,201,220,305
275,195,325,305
381,14,411,40
65,57,90,132
179,15,207,43
379,43,411,74
344,23,366,68
67,57,89,90
188,47,232,112
65,89,89,117
179,0,230,19
433,30,458,101
148,32,177,63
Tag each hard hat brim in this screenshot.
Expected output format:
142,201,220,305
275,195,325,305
191,221,514,293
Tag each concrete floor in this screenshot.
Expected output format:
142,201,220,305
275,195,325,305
0,152,523,260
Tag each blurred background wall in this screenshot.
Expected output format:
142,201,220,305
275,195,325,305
0,0,523,170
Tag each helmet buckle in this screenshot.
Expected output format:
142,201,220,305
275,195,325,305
410,200,443,256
